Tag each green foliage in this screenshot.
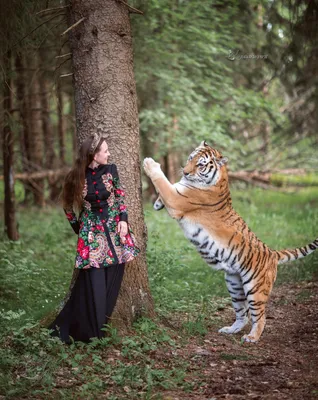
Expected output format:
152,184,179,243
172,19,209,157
121,318,175,359
131,0,282,165
130,0,317,171
0,206,76,325
182,315,208,337
0,317,188,399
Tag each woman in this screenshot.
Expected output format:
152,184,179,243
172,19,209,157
49,133,139,343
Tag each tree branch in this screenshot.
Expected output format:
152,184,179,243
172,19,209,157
36,5,70,15
61,17,86,36
0,167,70,182
116,0,144,14
55,53,72,59
11,13,66,49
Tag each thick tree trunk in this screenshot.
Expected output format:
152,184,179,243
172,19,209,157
67,0,154,328
28,55,45,207
3,51,19,240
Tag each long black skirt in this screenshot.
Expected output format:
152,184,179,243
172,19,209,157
49,264,125,343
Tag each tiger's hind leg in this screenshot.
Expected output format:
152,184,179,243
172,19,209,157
219,273,249,335
241,267,275,343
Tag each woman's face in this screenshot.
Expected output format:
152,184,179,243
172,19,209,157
94,140,110,165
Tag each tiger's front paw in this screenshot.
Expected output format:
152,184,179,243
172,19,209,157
241,334,258,343
143,158,163,180
154,196,165,211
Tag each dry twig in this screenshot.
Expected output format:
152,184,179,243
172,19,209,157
117,0,143,14
36,5,70,15
61,17,86,36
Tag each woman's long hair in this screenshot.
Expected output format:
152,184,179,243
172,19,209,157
62,135,105,212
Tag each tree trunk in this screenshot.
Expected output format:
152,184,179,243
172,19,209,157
67,0,154,328
28,55,45,207
39,49,55,169
39,49,60,201
3,51,19,240
57,79,65,164
15,54,33,204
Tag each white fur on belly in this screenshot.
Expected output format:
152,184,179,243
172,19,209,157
178,218,238,274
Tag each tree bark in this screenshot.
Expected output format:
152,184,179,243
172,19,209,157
56,79,65,164
15,54,33,204
67,0,154,328
39,49,56,169
39,49,62,201
28,55,45,207
3,51,19,240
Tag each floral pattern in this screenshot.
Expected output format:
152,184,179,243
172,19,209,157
64,164,140,269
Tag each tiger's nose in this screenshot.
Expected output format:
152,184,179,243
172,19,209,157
184,171,189,176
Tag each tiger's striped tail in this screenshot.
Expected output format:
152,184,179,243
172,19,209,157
277,238,318,265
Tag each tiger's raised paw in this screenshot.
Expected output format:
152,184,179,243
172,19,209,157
143,158,163,180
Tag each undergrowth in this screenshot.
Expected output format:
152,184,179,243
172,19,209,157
0,187,317,398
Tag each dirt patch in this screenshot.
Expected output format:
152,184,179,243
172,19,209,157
159,281,318,399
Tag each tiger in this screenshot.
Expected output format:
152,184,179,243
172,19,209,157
143,141,318,343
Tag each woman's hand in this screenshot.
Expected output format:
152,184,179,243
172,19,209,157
117,221,128,243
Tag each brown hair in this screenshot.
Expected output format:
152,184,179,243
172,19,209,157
62,135,106,212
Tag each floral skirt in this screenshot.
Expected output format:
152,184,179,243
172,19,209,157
49,264,125,343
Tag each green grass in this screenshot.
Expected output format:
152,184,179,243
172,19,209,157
0,187,317,398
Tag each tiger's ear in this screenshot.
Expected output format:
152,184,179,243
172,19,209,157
217,157,228,167
200,140,208,147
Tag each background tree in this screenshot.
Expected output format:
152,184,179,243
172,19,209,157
2,51,19,240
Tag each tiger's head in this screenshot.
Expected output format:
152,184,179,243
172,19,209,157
153,141,228,211
182,141,228,187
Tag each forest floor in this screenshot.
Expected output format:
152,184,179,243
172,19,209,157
153,281,318,400
3,278,318,400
